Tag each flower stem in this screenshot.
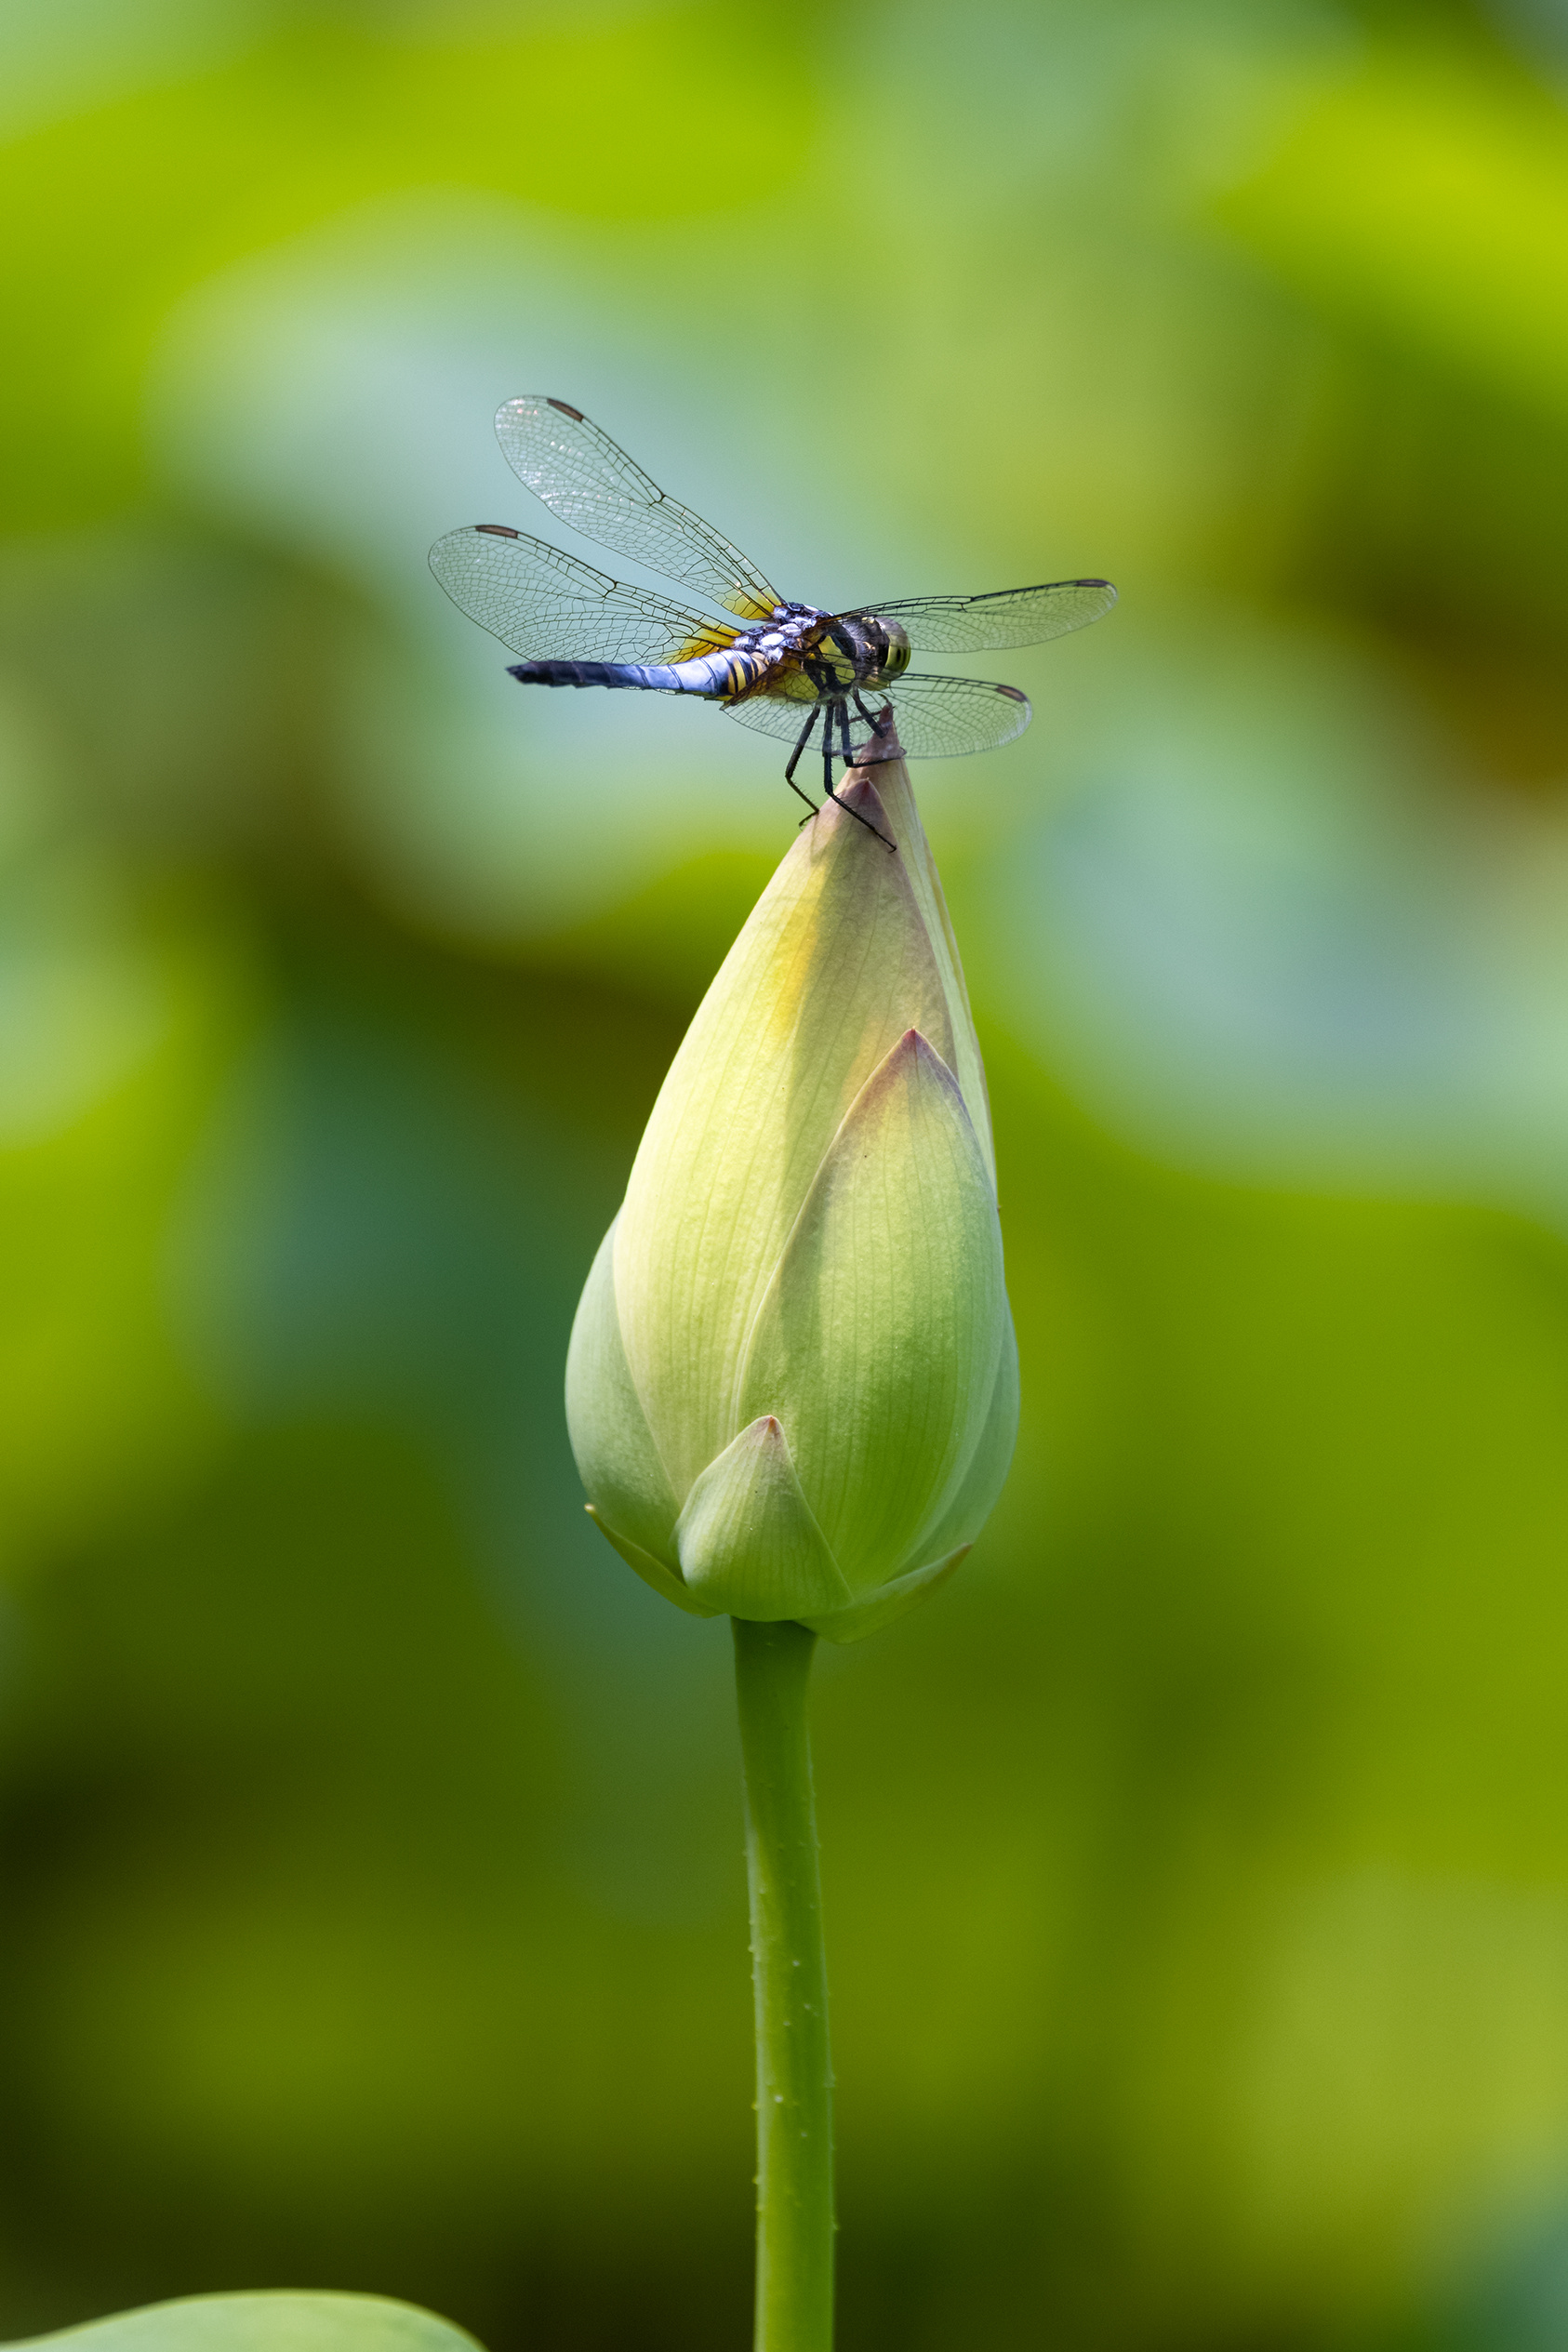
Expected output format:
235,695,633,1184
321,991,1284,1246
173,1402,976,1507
732,1616,834,2352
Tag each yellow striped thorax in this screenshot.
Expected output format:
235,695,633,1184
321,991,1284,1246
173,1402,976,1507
699,606,915,703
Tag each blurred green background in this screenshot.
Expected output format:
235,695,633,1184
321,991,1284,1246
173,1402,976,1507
6,2,1568,2347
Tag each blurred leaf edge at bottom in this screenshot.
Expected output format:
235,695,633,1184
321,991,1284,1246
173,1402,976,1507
3,2292,485,2352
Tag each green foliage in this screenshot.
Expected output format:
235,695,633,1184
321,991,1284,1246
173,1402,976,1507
3,3,1568,2351
0,8,811,527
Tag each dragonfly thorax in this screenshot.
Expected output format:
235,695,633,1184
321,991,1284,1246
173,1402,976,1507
742,603,824,660
809,614,911,689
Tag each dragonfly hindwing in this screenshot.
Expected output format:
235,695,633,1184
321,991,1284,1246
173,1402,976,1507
429,526,736,664
723,673,1032,762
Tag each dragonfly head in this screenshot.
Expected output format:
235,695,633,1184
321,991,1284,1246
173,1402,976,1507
825,614,911,687
869,617,912,682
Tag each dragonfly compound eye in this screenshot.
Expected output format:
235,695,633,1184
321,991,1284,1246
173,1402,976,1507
875,619,912,681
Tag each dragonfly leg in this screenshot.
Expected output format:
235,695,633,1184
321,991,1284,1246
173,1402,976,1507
823,700,897,852
783,704,823,819
852,690,895,754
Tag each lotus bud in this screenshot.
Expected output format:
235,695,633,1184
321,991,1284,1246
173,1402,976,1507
565,756,1018,1642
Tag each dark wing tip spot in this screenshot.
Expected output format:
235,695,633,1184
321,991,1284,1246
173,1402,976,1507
996,685,1029,703
547,397,586,421
474,523,520,538
1075,577,1112,588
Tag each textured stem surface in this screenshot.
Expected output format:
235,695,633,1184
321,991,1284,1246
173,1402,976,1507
733,1616,834,2352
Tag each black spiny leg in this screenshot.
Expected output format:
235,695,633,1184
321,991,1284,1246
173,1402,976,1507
784,703,823,821
824,698,896,852
853,690,895,754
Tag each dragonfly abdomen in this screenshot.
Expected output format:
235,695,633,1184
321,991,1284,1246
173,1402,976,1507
508,649,763,698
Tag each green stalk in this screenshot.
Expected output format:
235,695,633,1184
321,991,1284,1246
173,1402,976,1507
732,1616,834,2352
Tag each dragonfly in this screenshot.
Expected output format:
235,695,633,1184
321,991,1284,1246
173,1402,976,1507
430,396,1117,850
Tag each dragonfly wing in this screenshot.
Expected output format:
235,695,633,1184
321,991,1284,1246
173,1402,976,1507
722,672,1031,763
495,397,785,623
429,525,736,663
844,578,1117,652
719,670,827,747
870,673,1033,758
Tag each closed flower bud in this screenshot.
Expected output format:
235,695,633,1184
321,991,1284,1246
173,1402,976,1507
565,758,1018,1642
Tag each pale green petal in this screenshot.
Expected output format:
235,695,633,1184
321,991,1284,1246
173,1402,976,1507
565,1217,681,1570
802,1545,970,1645
675,1415,853,1620
862,757,993,1185
889,1302,1020,1580
614,777,962,1498
585,1507,718,1617
737,1030,1005,1593
804,1317,1017,1638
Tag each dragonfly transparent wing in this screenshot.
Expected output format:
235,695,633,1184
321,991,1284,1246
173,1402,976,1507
495,396,785,623
723,672,1032,763
429,525,737,663
843,578,1117,653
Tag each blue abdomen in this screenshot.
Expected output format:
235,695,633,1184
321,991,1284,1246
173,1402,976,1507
508,652,749,696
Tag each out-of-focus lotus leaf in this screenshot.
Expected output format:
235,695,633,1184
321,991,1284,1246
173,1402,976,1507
0,895,253,1567
0,11,812,529
1221,56,1568,419
7,2294,482,2352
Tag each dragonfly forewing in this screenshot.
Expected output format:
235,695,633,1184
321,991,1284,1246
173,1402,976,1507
495,397,785,623
848,578,1117,653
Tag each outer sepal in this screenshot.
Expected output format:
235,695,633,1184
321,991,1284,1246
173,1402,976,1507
584,1507,718,1617
802,1545,971,1645
889,1309,1019,1582
675,1415,853,1619
737,1027,1004,1593
565,1219,681,1571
